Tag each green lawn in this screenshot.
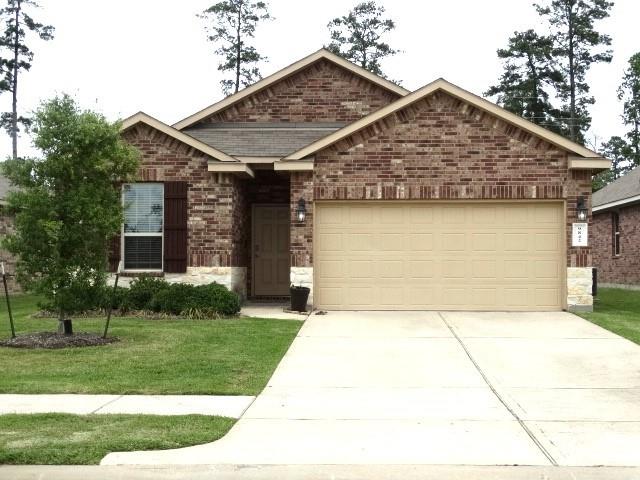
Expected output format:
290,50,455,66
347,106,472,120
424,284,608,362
578,287,640,345
0,413,234,464
0,294,301,394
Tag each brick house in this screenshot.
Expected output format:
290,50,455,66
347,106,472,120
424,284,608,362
0,174,19,292
592,166,640,287
114,49,609,312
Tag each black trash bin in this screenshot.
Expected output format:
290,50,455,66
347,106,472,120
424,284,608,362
290,285,310,312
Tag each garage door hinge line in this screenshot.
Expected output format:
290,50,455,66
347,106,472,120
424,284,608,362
437,312,558,467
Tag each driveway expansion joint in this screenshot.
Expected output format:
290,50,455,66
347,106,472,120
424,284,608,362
91,394,125,414
437,312,558,467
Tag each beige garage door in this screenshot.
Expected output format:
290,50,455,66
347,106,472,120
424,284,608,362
315,202,565,311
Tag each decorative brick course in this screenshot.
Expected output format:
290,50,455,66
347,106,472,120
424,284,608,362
311,91,593,269
203,60,401,124
592,205,640,285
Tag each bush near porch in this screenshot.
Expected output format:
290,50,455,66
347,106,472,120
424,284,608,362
38,276,241,318
0,294,301,395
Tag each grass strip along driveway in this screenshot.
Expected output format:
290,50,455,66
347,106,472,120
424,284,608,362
0,294,301,464
0,295,302,395
578,287,640,345
0,413,235,465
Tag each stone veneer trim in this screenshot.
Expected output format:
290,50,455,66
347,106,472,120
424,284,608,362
109,267,247,300
567,267,593,312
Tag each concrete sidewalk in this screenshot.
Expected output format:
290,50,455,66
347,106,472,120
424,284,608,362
0,394,254,418
4,464,640,480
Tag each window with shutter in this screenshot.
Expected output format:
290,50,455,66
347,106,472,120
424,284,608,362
163,181,188,273
612,212,621,257
122,183,164,271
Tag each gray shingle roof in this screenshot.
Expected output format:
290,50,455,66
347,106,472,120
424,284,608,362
593,166,640,208
183,122,345,157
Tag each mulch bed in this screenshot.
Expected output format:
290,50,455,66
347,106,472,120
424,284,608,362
0,332,119,349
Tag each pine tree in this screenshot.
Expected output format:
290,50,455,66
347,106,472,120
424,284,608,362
592,135,633,190
0,0,54,159
618,52,640,166
486,30,564,134
199,0,272,96
326,1,398,78
535,0,613,144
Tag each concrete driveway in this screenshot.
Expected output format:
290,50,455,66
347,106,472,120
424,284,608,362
102,311,640,466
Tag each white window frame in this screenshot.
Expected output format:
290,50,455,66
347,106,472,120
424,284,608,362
121,183,164,272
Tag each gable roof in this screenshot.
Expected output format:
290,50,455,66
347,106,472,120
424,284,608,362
120,112,238,162
593,166,640,211
284,78,605,162
172,48,410,131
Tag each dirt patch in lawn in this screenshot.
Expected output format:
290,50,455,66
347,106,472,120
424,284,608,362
0,332,119,349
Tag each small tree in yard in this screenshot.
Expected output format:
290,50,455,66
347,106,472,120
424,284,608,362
1,95,139,333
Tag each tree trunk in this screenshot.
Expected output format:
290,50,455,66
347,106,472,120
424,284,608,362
57,308,73,335
11,0,21,159
567,4,577,142
634,118,639,164
527,53,541,124
235,3,241,94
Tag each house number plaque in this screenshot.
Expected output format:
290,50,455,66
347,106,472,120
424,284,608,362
572,222,588,247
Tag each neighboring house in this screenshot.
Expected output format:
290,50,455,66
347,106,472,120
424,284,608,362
592,166,640,288
0,174,19,293
114,49,609,312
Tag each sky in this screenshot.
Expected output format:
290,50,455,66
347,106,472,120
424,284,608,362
2,0,638,158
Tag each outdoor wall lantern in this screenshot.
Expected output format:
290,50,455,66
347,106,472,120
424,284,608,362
576,196,588,222
296,198,307,223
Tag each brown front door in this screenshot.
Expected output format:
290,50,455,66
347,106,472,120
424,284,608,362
253,205,290,296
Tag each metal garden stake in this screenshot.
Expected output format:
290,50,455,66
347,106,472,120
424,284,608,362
2,262,15,338
103,261,122,339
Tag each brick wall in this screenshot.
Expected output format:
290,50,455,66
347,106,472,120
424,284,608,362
124,125,246,268
290,172,313,267
592,205,640,285
204,60,401,124
311,91,592,268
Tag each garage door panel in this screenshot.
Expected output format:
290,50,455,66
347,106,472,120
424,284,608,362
317,233,342,252
471,233,497,252
408,206,434,224
315,202,564,311
409,233,434,251
442,206,466,224
442,233,466,251
408,260,435,278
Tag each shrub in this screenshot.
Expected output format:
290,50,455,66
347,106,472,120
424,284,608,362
125,276,169,311
36,276,241,317
186,283,241,316
149,282,240,316
100,286,128,311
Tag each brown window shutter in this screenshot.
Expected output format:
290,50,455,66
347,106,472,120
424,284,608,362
164,181,188,273
107,233,121,272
